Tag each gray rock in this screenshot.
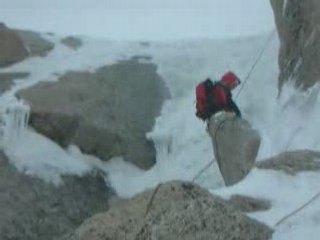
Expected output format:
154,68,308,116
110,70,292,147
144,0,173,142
0,151,111,240
207,112,261,186
256,150,320,174
139,41,151,47
66,181,273,240
61,36,82,50
14,29,55,57
270,0,320,91
0,23,29,67
17,60,170,169
228,194,271,213
131,55,152,61
0,72,30,94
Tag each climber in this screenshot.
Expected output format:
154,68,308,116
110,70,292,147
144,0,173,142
195,71,241,121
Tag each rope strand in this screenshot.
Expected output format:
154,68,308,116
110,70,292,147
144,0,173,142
235,29,276,100
275,190,320,227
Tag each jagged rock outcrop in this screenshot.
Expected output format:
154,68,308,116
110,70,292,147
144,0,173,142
17,60,170,169
14,29,55,57
207,112,261,186
256,149,320,174
65,181,273,240
0,151,111,240
0,23,29,67
270,0,320,90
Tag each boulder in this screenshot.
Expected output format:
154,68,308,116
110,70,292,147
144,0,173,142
256,149,320,174
61,36,82,50
207,112,261,186
17,60,170,169
228,194,271,213
270,0,320,90
0,151,111,240
0,23,28,67
66,181,273,240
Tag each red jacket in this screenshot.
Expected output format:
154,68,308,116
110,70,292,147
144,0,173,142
195,71,241,120
213,71,241,114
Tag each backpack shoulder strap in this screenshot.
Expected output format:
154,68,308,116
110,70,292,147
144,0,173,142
215,81,229,92
204,79,218,109
203,79,213,90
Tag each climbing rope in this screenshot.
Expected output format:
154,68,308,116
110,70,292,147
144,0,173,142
275,190,320,227
145,183,162,216
192,29,277,183
192,159,214,182
235,29,277,100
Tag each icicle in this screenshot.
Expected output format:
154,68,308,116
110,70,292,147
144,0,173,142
283,0,288,16
147,131,172,163
0,100,30,148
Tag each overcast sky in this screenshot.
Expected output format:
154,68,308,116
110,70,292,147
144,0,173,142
0,0,275,40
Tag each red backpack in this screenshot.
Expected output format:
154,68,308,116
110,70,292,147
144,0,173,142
195,79,220,120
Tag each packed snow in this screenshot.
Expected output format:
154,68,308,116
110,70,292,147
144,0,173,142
0,1,320,239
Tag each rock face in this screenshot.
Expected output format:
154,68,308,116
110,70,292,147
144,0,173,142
0,23,29,67
17,60,170,169
14,29,55,57
256,149,320,174
66,181,273,240
207,112,261,186
270,0,320,90
0,151,111,240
